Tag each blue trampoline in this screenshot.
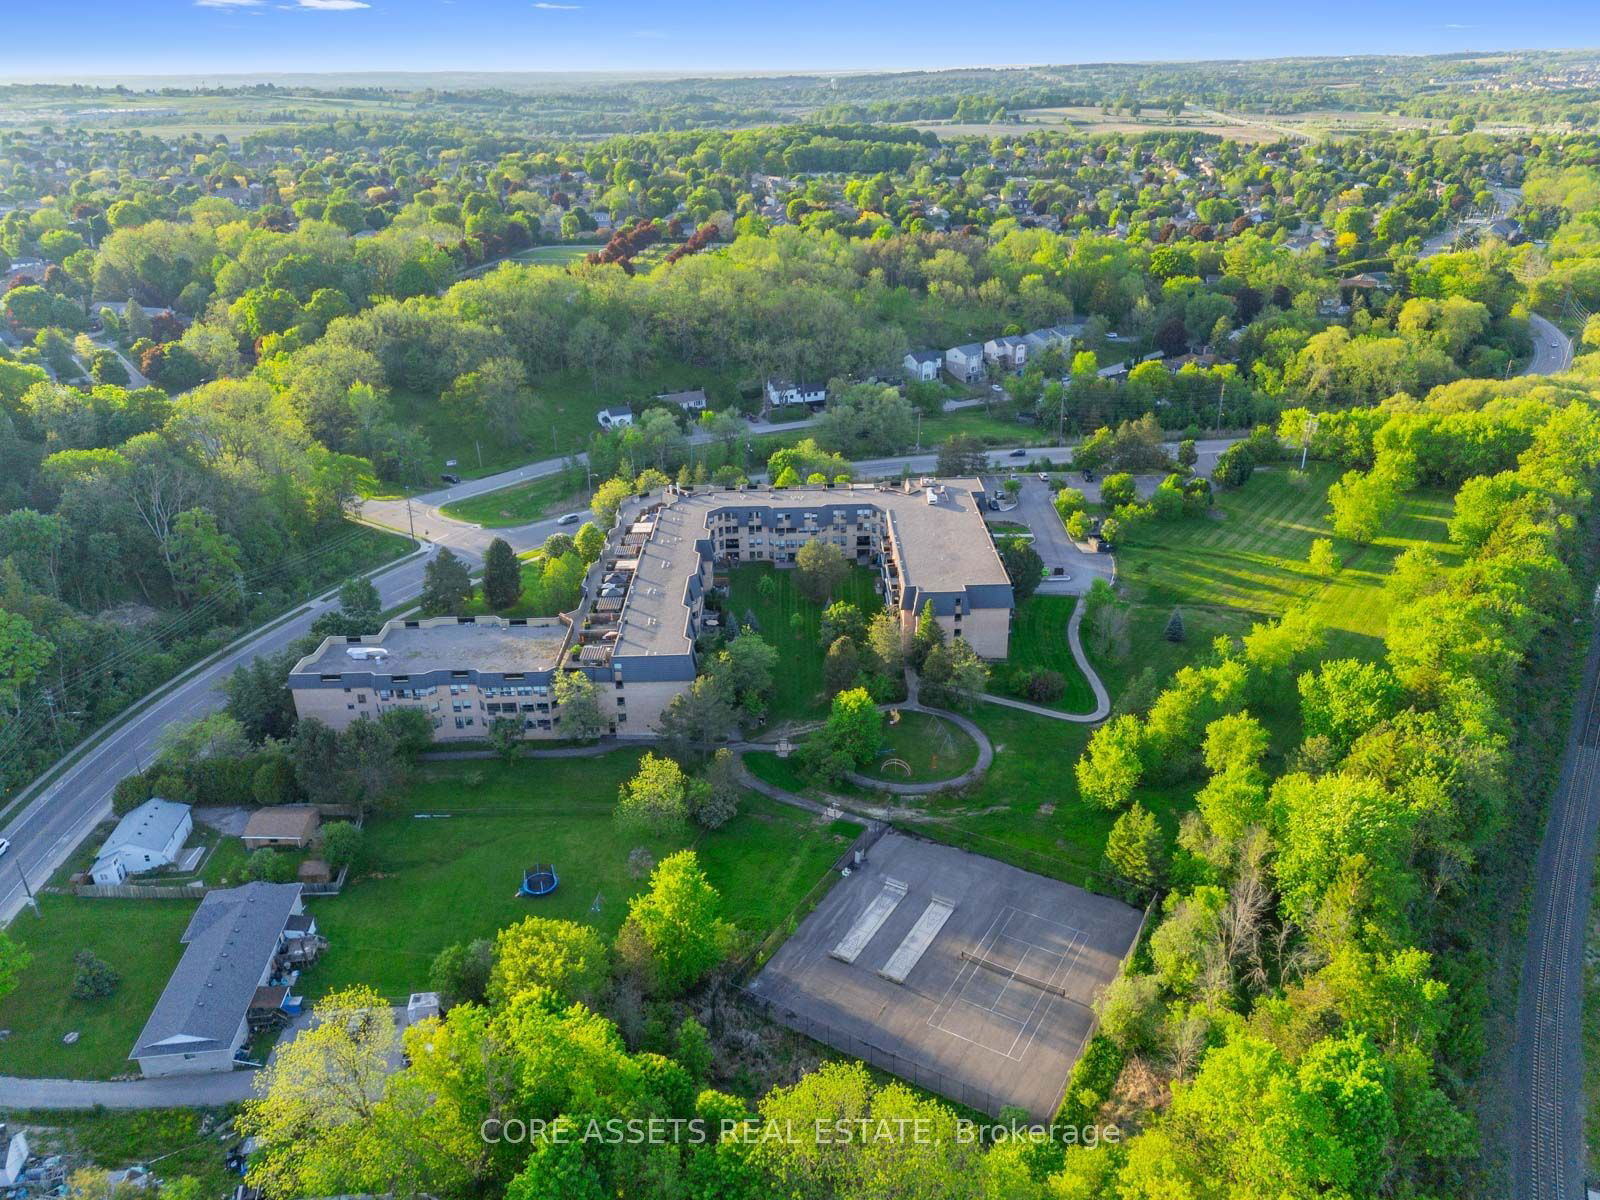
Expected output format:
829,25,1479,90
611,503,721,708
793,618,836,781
518,864,559,897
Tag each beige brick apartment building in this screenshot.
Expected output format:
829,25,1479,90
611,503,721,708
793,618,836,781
287,478,1013,742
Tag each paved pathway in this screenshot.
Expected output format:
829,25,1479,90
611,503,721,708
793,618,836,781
979,595,1111,724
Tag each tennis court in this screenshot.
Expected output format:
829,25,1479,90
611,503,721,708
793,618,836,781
747,832,1145,1118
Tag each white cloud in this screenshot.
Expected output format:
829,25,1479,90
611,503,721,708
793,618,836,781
533,2,582,8
295,0,371,9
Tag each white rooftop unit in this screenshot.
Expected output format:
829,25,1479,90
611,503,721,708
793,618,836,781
345,646,390,660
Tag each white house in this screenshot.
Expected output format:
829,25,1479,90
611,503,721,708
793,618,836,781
764,379,827,409
903,350,942,382
597,406,634,429
655,388,708,414
944,343,985,383
90,798,192,885
983,335,1029,371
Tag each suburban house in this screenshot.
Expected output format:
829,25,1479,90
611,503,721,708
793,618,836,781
597,406,634,429
130,883,321,1076
944,343,986,383
89,798,192,886
764,380,828,409
1021,324,1082,359
242,806,321,850
902,350,942,382
983,335,1029,371
289,481,1014,746
655,388,708,414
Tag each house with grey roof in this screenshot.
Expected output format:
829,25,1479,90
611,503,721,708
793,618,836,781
130,883,315,1076
943,343,985,383
90,798,192,886
903,350,943,382
597,406,634,429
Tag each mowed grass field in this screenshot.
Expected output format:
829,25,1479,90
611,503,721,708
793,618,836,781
1116,463,1458,662
441,471,591,526
0,898,196,1079
723,564,883,723
864,711,980,782
992,595,1096,713
309,755,860,1000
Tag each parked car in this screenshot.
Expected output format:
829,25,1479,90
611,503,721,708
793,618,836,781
440,473,462,485
1037,472,1050,482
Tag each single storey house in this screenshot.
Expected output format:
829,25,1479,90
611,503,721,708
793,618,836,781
903,350,942,382
597,406,634,429
242,806,321,850
944,343,985,383
90,798,192,885
764,379,827,409
130,882,313,1075
655,388,708,413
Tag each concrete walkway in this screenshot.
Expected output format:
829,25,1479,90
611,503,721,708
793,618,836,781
979,596,1111,724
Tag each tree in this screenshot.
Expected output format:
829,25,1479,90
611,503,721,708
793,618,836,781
819,600,866,646
997,538,1044,602
290,718,343,806
482,537,523,610
616,752,692,837
1328,468,1398,544
312,576,383,637
237,987,399,1200
696,748,742,830
252,755,298,806
1164,608,1186,643
936,433,988,476
321,821,363,871
920,638,989,709
1308,537,1342,577
708,633,778,721
795,539,848,602
555,670,606,740
573,521,606,562
1177,439,1199,469
1105,803,1165,887
244,848,297,883
911,599,944,668
1076,714,1144,809
157,711,250,770
419,547,473,616
657,675,737,759
618,849,730,996
1297,659,1402,757
0,610,51,713
0,933,32,1004
341,717,407,817
866,608,905,677
823,636,862,696
427,938,493,1008
820,687,882,768
591,477,633,526
1100,472,1137,507
488,916,609,1008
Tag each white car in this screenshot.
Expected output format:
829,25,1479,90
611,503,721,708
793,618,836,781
557,512,582,525
0,838,11,858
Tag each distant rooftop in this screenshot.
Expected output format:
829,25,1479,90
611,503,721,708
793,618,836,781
292,615,569,678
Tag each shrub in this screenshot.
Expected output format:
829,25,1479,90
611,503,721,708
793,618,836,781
320,821,363,870
1021,668,1066,703
1052,1034,1125,1132
243,848,297,884
71,950,120,1001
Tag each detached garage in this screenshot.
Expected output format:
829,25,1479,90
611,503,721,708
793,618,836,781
241,806,321,850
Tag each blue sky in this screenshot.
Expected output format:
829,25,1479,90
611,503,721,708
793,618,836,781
6,0,1600,78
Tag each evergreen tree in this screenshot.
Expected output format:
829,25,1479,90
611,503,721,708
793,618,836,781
419,547,473,616
1105,802,1165,888
1165,608,1186,643
483,537,523,610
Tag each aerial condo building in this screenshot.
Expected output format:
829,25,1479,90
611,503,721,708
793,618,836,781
288,478,1013,742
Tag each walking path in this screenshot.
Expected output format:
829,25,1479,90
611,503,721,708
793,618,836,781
978,597,1111,724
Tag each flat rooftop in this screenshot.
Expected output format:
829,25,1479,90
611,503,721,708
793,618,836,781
612,481,1007,659
748,832,1144,1119
293,616,568,678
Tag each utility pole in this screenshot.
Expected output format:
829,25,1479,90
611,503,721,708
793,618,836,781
475,440,484,470
405,496,417,541
13,859,37,918
1215,383,1225,433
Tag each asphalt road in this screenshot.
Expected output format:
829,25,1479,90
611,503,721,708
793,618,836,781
1524,312,1574,377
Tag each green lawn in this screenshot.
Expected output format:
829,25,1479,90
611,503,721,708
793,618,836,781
441,470,591,527
309,756,860,1000
0,897,198,1078
508,244,603,265
991,594,1095,713
723,563,884,723
458,555,572,619
1115,463,1458,663
864,710,980,782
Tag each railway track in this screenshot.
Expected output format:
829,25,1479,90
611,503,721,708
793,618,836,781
1515,618,1600,1199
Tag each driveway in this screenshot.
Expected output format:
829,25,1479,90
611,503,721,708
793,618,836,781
996,477,1113,595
